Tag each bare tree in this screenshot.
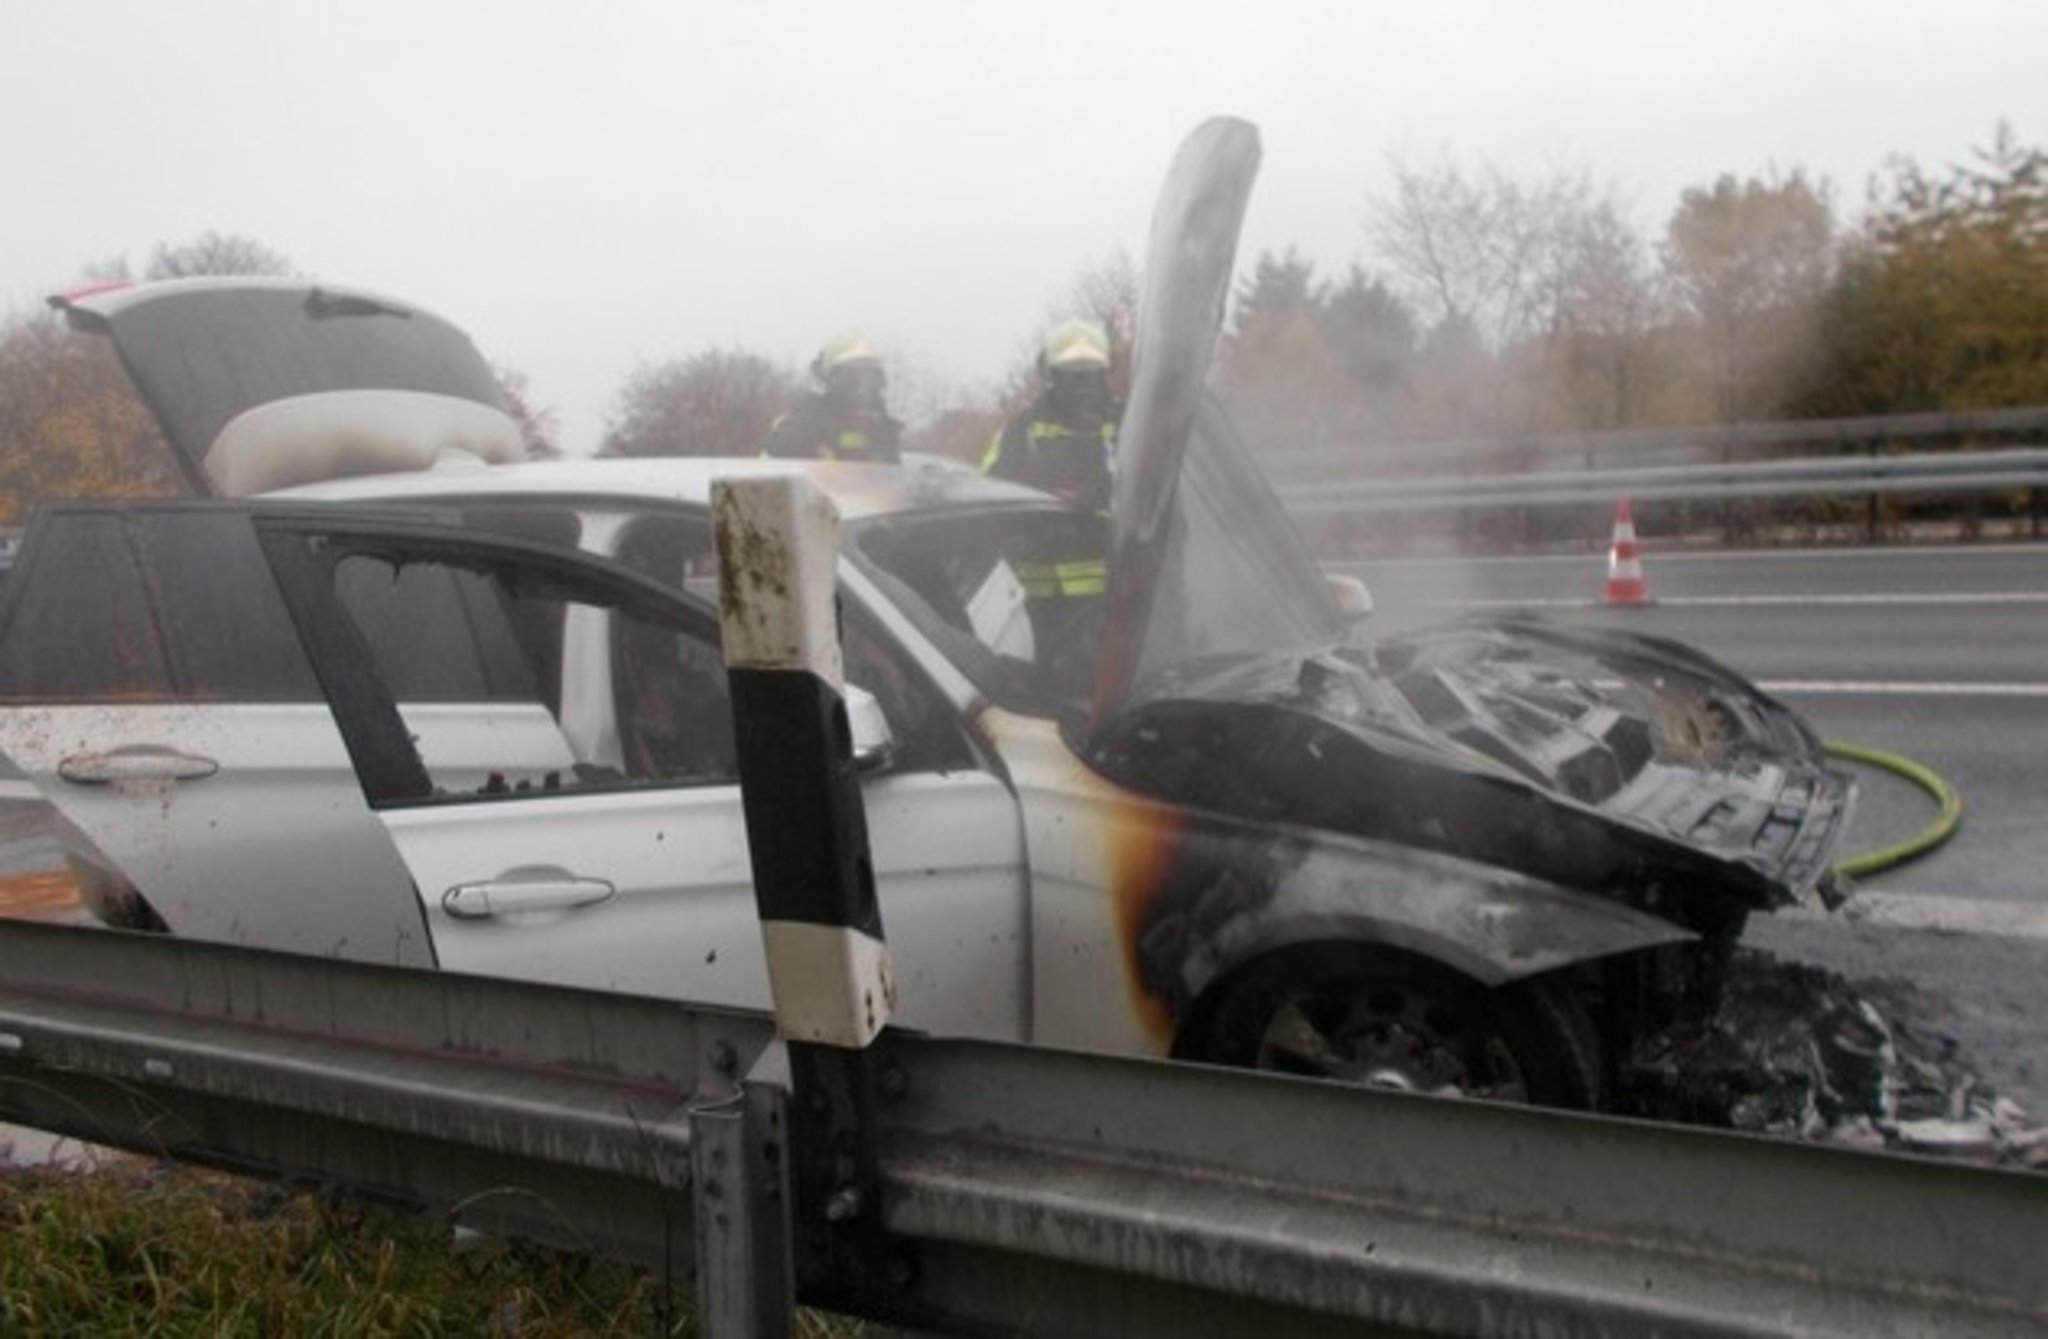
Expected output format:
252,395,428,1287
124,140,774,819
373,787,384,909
146,231,297,279
1063,247,1140,389
493,365,562,459
1365,152,1657,435
1368,154,1559,352
599,350,794,458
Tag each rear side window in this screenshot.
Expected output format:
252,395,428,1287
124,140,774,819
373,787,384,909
335,559,545,703
0,507,320,702
0,505,543,708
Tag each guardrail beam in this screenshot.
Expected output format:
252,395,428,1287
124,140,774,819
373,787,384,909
1278,447,2048,515
0,919,775,1276
869,1035,2048,1338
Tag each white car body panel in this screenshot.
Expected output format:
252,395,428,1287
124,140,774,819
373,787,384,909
385,770,1028,1039
980,707,1181,1057
0,703,430,964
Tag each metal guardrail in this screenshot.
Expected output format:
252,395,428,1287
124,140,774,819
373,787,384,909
3,917,2045,1337
0,918,773,1277
1277,446,2048,514
873,1036,2048,1338
1266,405,2048,478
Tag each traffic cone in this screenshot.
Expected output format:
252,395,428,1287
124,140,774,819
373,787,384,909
1602,495,1652,605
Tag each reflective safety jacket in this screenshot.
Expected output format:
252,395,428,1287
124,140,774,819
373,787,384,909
1013,556,1107,598
763,395,903,464
979,405,1116,514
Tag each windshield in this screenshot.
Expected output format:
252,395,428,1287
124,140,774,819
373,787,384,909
1128,399,1341,693
849,502,1109,712
848,400,1341,716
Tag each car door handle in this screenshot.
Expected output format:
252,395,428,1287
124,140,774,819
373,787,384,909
57,746,221,785
441,871,617,920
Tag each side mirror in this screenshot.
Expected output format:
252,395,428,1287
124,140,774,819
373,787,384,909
1325,572,1375,618
846,683,897,771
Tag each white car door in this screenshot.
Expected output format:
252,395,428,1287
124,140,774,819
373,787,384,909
267,513,1032,1041
0,505,436,962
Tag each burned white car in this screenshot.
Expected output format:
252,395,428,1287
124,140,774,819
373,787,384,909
0,123,1850,1111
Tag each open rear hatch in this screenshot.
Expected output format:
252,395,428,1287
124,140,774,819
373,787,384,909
50,278,525,496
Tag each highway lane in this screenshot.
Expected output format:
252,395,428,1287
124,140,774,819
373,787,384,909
1351,541,2048,607
1350,545,2046,695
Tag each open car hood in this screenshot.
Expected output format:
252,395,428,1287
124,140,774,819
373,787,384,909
1082,118,1849,907
1092,117,1342,727
50,278,525,497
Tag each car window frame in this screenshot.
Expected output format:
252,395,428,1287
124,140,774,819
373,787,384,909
251,506,727,808
392,494,990,777
842,500,1109,723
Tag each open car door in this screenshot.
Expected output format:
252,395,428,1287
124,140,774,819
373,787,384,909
242,507,1030,1037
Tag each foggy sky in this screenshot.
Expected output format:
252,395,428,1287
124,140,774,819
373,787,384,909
3,1,2041,452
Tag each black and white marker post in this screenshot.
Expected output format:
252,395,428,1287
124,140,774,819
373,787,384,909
711,475,905,1321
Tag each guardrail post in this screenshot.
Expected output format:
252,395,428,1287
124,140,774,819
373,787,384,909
712,476,919,1330
690,1080,793,1338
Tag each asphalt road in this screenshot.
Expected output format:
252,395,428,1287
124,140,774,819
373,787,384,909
1346,540,2048,1113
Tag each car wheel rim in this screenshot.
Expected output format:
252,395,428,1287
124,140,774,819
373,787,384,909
1253,987,1532,1103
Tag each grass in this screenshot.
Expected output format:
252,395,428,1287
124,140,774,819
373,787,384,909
0,1158,871,1337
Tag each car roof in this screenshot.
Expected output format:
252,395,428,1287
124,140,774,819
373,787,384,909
267,452,1049,521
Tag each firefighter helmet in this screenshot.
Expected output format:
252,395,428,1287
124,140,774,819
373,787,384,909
810,331,884,391
1040,319,1111,374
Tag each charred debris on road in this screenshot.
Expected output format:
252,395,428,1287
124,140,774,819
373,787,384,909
1625,946,2046,1170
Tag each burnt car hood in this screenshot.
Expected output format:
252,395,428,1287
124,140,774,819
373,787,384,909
49,278,525,496
1086,616,1852,911
1089,118,1849,909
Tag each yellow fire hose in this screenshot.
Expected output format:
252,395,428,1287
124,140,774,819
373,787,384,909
1824,742,1965,880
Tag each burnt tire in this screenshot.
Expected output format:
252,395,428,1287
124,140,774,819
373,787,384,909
1186,945,1604,1110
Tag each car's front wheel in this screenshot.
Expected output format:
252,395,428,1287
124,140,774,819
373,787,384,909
1185,945,1604,1110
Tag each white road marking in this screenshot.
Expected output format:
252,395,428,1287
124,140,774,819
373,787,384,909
1783,891,2048,942
1434,592,2048,610
1759,680,2048,697
1671,592,2048,607
1353,541,2048,571
0,780,44,804
1662,589,2048,606
1649,541,2048,563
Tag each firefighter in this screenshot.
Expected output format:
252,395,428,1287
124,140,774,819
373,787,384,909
980,319,1119,514
764,332,903,463
981,322,1120,681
